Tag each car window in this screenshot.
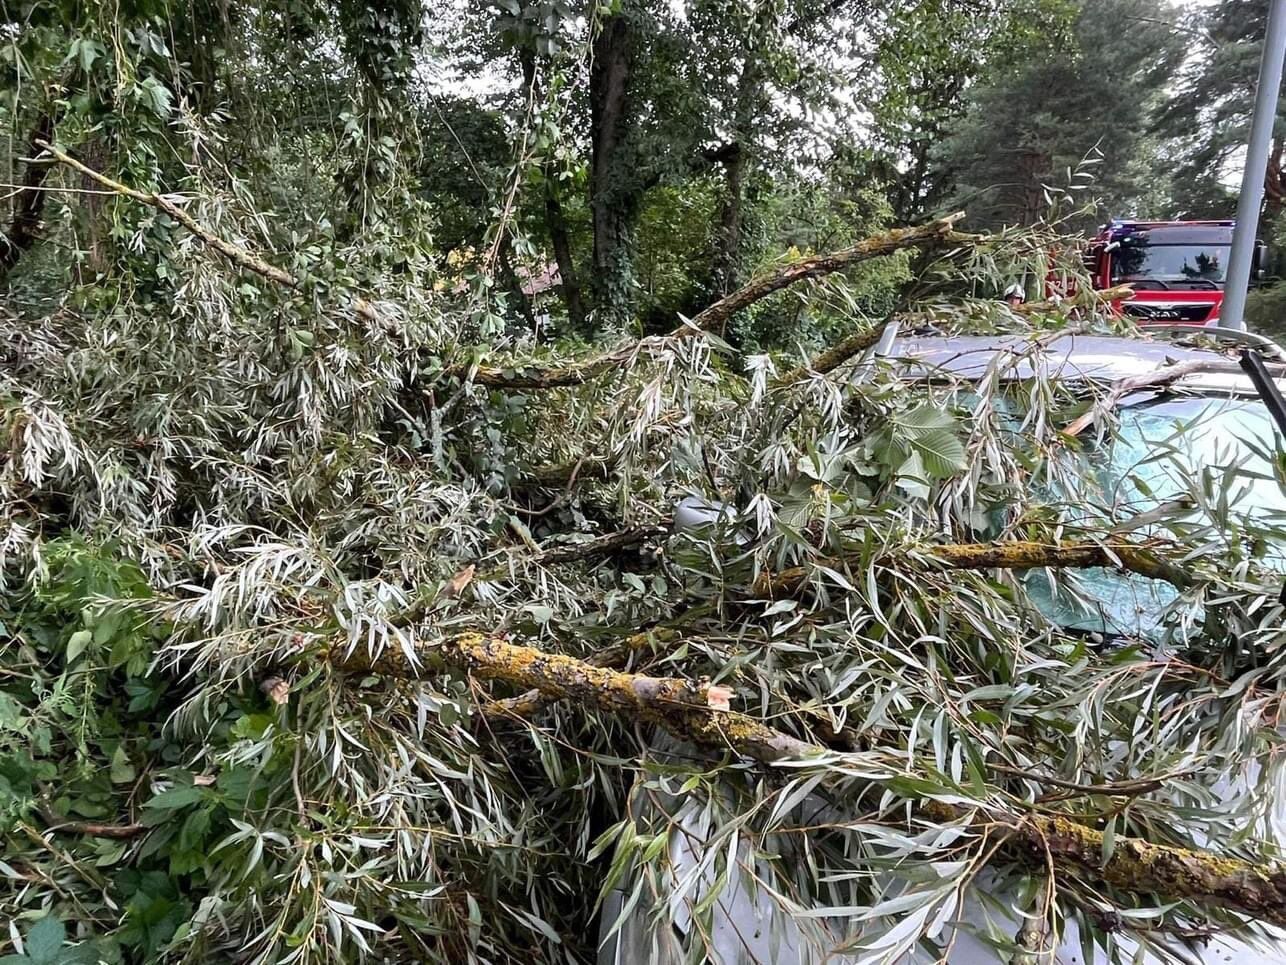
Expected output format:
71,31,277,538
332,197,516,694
1026,395,1286,639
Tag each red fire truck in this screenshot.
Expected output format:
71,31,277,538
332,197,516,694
1083,219,1267,325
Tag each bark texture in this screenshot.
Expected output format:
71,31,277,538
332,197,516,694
755,538,1193,598
0,113,58,280
336,631,816,762
589,8,638,324
927,802,1286,929
545,187,587,331
773,323,887,385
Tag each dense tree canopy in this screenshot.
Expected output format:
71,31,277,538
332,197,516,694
5,1,1286,963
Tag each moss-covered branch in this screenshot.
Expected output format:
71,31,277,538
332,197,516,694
456,215,966,390
334,631,816,763
927,802,1286,929
687,213,966,333
754,538,1194,598
773,323,888,386
335,631,1286,926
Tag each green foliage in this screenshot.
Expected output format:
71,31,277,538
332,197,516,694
942,0,1185,229
4,0,1286,961
1157,0,1276,218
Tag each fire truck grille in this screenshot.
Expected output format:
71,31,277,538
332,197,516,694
1123,302,1214,323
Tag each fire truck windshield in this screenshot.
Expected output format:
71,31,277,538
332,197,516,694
1110,239,1229,286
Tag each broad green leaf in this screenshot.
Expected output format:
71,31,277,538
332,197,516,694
25,916,64,964
911,428,967,478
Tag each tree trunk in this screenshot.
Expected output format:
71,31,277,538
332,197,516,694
590,10,636,325
1265,138,1284,226
545,187,587,331
75,136,111,284
518,44,588,332
0,111,57,282
712,16,771,302
498,235,536,330
713,145,747,301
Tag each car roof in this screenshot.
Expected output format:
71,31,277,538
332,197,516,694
882,333,1275,395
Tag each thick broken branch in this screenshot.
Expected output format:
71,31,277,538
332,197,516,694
334,631,816,763
459,214,967,390
690,213,967,333
927,802,1286,929
35,140,383,326
336,630,1286,927
755,538,1194,598
482,627,679,720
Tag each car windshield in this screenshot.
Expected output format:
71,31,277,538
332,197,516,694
1110,241,1228,284
1027,394,1286,638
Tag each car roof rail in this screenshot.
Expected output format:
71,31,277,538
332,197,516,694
1137,323,1286,360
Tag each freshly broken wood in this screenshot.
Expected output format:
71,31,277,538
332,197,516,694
754,537,1194,598
925,801,1286,929
458,214,967,390
35,140,384,327
1012,283,1134,315
1062,359,1213,437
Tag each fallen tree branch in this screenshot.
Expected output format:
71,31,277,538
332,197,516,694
35,139,384,327
475,524,666,582
334,629,1286,927
458,214,967,390
989,763,1169,798
46,819,148,839
1012,283,1134,316
333,631,816,763
688,213,967,333
1062,360,1213,437
37,809,147,839
754,538,1194,598
522,524,665,566
481,627,679,720
773,322,888,386
926,801,1286,929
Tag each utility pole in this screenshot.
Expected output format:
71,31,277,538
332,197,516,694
1223,0,1286,331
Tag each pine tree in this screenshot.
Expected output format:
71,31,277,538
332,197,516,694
942,0,1185,228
